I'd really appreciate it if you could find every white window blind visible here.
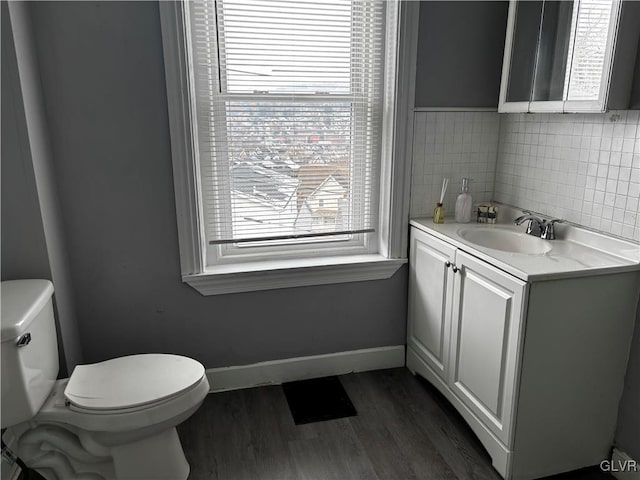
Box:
[185,0,385,249]
[565,0,613,100]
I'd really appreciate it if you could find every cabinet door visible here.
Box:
[408,228,456,382]
[448,251,527,445]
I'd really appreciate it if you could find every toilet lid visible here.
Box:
[64,354,205,411]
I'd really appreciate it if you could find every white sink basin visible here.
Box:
[458,227,552,255]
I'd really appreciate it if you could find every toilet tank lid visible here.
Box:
[1,279,54,343]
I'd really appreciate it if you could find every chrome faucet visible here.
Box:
[514,212,544,237]
[514,211,564,240]
[540,219,564,240]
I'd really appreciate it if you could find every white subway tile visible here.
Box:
[494,112,640,241]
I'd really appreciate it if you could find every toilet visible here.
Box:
[1,279,210,480]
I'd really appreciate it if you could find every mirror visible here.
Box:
[500,0,621,112]
[532,0,574,102]
[506,1,543,103]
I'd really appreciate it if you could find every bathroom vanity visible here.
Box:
[407,207,640,480]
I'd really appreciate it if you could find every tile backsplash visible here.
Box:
[494,111,640,241]
[410,109,640,242]
[410,112,500,218]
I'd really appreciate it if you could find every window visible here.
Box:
[160,0,415,294]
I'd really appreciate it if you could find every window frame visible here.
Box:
[159,0,417,295]
[191,0,382,264]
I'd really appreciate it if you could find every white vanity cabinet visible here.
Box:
[407,224,640,480]
[408,227,526,447]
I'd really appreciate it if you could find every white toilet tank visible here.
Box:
[1,279,59,428]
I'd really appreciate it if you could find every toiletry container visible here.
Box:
[433,203,445,224]
[454,178,473,223]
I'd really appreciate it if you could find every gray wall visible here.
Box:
[616,303,640,461]
[630,41,640,109]
[609,0,640,110]
[2,2,84,376]
[26,1,407,368]
[1,6,51,282]
[415,1,508,108]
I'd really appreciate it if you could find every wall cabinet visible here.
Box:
[407,226,639,480]
[498,0,640,113]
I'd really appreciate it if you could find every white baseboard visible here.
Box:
[206,345,406,392]
[610,448,640,480]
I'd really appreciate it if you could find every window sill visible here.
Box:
[182,255,407,295]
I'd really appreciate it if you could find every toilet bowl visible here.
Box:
[1,280,210,480]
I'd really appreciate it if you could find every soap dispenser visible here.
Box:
[454,178,473,223]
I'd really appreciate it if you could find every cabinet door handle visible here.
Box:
[445,261,451,268]
[452,266,459,273]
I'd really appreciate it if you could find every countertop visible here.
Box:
[410,210,640,282]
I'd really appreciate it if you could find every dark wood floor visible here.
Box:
[178,368,612,480]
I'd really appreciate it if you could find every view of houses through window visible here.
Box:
[227,101,354,242]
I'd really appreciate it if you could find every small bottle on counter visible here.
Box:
[454,178,473,223]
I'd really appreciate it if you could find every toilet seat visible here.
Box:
[65,354,205,411]
[36,374,210,435]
